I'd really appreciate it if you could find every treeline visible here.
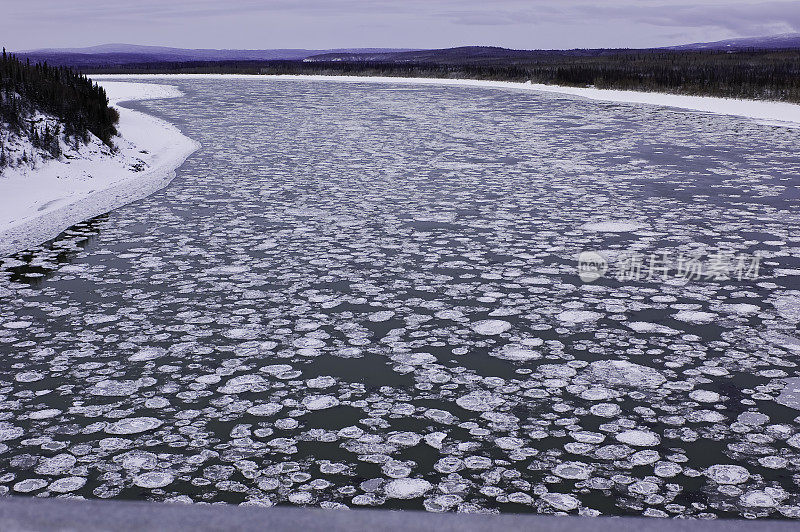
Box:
[80,49,800,102]
[0,49,119,148]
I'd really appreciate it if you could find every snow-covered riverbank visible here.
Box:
[0,82,199,257]
[93,73,800,128]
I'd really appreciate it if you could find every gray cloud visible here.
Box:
[3,0,798,51]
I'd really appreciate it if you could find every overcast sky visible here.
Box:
[4,0,799,51]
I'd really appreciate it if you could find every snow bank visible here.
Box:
[0,82,199,257]
[94,73,800,128]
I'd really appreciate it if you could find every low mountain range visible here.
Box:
[14,33,800,68]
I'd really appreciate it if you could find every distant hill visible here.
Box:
[16,44,416,68]
[304,46,638,65]
[303,34,800,64]
[16,33,800,69]
[665,32,800,50]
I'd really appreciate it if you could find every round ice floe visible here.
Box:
[293,337,325,349]
[119,450,158,470]
[89,380,141,396]
[456,391,504,412]
[302,395,340,410]
[0,426,24,441]
[435,310,464,320]
[464,456,492,470]
[471,319,511,335]
[553,462,592,480]
[629,480,659,496]
[615,430,660,447]
[195,374,221,384]
[689,390,721,403]
[787,434,800,449]
[134,471,174,488]
[434,457,464,474]
[29,409,62,420]
[759,456,788,469]
[630,450,660,465]
[584,360,665,389]
[35,453,76,475]
[385,478,432,499]
[306,376,336,388]
[654,462,682,478]
[15,371,44,383]
[705,465,750,485]
[288,491,313,504]
[495,437,524,450]
[590,403,622,417]
[672,311,716,324]
[393,352,436,365]
[247,403,283,416]
[128,347,166,361]
[556,311,602,324]
[387,432,423,447]
[425,494,463,512]
[219,374,266,394]
[3,321,32,329]
[13,478,48,493]
[740,490,776,508]
[581,221,645,233]
[49,476,86,493]
[542,492,580,511]
[581,388,610,401]
[627,322,680,335]
[491,344,540,362]
[368,310,395,322]
[225,328,262,340]
[105,417,162,435]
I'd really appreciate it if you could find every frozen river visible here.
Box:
[1,78,800,518]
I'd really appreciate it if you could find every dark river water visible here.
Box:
[1,77,800,518]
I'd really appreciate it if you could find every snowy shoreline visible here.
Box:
[93,73,800,128]
[0,82,199,258]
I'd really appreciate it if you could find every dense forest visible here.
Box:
[0,49,119,158]
[79,48,800,102]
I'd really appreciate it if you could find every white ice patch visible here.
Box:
[384,478,432,499]
[471,319,511,335]
[48,476,87,493]
[128,347,166,362]
[553,462,592,480]
[672,311,717,324]
[580,221,646,233]
[368,310,395,322]
[456,391,504,412]
[491,344,541,362]
[627,322,680,335]
[105,417,163,435]
[29,409,61,420]
[247,403,283,416]
[556,311,602,324]
[134,471,175,488]
[584,360,666,389]
[88,380,141,396]
[776,377,800,410]
[615,430,660,447]
[542,492,580,511]
[689,390,721,403]
[705,465,750,485]
[302,395,340,410]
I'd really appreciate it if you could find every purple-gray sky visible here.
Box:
[5,0,800,51]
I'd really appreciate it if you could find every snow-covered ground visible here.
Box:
[0,82,199,257]
[93,73,800,128]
